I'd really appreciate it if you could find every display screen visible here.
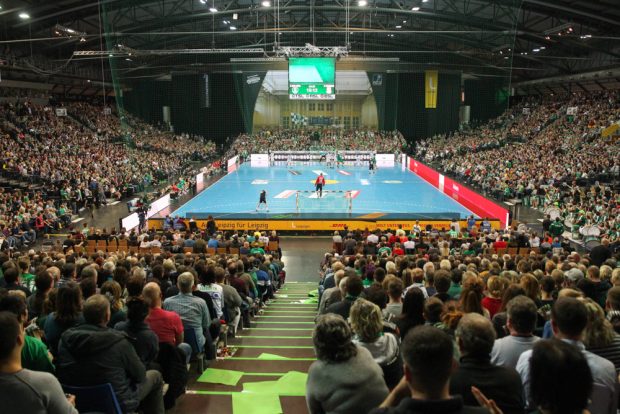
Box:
[288,57,336,100]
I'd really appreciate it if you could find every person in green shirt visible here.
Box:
[0,295,54,373]
[549,217,565,238]
[448,226,459,239]
[17,257,35,293]
[377,244,392,257]
[250,246,265,255]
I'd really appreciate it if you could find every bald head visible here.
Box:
[456,313,496,357]
[143,282,162,308]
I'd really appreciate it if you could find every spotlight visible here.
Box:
[19,12,30,19]
[230,26,237,30]
[358,0,368,6]
[261,0,271,6]
[209,7,217,12]
[199,0,206,3]
[411,6,420,11]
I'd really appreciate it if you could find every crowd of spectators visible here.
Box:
[0,99,221,243]
[228,128,406,159]
[0,221,285,413]
[309,225,620,414]
[416,91,620,243]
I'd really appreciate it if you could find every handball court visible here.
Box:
[170,164,474,221]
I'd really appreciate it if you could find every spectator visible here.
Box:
[163,272,212,355]
[100,280,127,327]
[393,287,426,340]
[26,270,53,319]
[582,298,620,372]
[324,275,363,319]
[44,282,83,357]
[491,295,540,369]
[606,286,620,334]
[384,278,404,319]
[306,314,388,414]
[370,325,488,414]
[0,311,77,414]
[0,294,55,373]
[114,297,159,368]
[516,297,618,413]
[213,266,242,332]
[143,282,192,364]
[318,269,345,314]
[350,299,403,389]
[481,276,505,319]
[197,264,224,319]
[56,294,165,414]
[450,313,524,413]
[459,276,489,318]
[529,339,593,414]
[3,267,31,297]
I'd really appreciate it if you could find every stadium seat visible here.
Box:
[61,383,123,414]
[183,325,206,373]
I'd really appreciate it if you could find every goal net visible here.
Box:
[296,190,353,212]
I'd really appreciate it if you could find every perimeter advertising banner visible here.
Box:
[149,218,502,232]
[227,155,239,174]
[376,154,395,168]
[408,157,509,228]
[250,154,269,168]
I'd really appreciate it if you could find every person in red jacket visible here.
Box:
[315,173,326,198]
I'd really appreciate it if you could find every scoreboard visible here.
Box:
[288,57,336,100]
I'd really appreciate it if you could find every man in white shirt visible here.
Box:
[491,296,540,369]
[516,297,618,414]
[367,231,379,245]
[403,237,416,254]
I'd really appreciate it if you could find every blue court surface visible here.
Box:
[171,164,474,220]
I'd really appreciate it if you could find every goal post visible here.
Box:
[296,190,353,212]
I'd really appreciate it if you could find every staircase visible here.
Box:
[171,282,317,414]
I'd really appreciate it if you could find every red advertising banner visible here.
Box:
[408,158,509,228]
[409,157,439,187]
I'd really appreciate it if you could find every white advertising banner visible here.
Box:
[121,213,140,231]
[251,154,269,168]
[146,193,171,218]
[227,155,239,174]
[376,153,395,168]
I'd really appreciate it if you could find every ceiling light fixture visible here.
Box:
[209,7,217,12]
[19,12,30,19]
[261,0,271,6]
[412,6,420,11]
[358,0,368,6]
[230,26,237,30]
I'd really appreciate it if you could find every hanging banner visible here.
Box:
[425,70,438,109]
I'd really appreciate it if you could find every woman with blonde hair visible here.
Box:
[101,280,127,327]
[349,299,402,389]
[481,276,506,319]
[582,298,620,372]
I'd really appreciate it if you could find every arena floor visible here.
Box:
[171,164,474,220]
